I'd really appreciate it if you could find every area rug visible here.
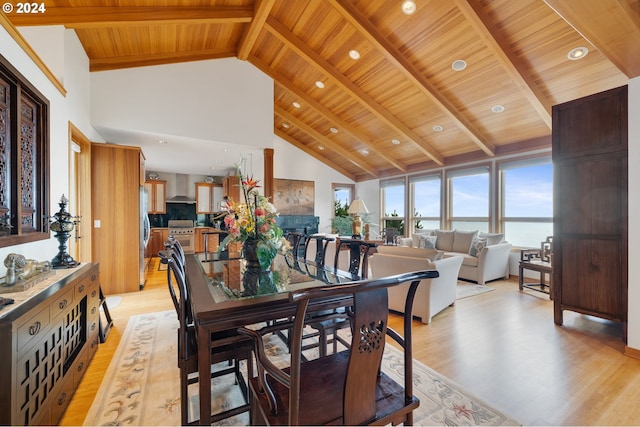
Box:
[84,311,519,426]
[456,281,495,300]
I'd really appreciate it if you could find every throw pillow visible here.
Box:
[434,230,454,251]
[418,235,437,249]
[452,230,478,253]
[469,237,487,257]
[478,232,504,246]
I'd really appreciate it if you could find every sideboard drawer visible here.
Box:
[17,306,51,352]
[51,287,74,319]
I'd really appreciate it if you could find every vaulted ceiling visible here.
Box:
[7,0,638,181]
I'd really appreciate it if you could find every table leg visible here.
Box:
[198,325,211,425]
[518,265,524,291]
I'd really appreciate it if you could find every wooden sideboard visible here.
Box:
[0,263,100,425]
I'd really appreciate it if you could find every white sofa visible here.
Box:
[392,229,512,285]
[369,251,463,324]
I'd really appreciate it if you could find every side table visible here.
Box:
[519,248,552,299]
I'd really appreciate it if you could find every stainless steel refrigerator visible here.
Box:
[140,186,150,289]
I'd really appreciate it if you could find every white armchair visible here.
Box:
[369,253,464,324]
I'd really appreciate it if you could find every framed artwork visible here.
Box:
[273,179,314,215]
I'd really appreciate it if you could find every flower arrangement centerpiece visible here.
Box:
[218,170,290,295]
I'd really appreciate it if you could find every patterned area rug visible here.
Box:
[84,311,519,426]
[456,281,495,300]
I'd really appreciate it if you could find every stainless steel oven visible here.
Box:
[168,220,196,254]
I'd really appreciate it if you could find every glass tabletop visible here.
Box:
[196,252,352,303]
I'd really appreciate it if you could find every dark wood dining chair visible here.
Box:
[306,238,379,357]
[159,250,254,425]
[303,234,335,267]
[239,270,437,425]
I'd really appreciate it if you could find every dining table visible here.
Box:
[185,250,363,425]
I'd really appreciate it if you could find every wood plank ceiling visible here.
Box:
[7,0,637,181]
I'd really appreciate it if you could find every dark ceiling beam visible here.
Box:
[458,0,552,129]
[7,6,254,28]
[265,16,445,166]
[237,0,275,60]
[275,106,379,178]
[331,0,496,156]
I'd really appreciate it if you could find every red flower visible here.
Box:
[254,207,265,217]
[242,176,260,191]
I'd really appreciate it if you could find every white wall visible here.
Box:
[0,26,98,272]
[628,77,639,350]
[90,58,272,148]
[273,136,354,233]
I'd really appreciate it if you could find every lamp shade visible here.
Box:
[348,199,369,215]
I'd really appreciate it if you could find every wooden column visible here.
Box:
[264,148,274,200]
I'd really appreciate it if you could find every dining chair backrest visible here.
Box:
[334,238,378,279]
[304,234,335,267]
[240,270,436,425]
[285,232,305,259]
[159,251,192,361]
[165,236,186,273]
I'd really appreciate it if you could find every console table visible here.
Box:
[518,237,553,299]
[0,263,100,425]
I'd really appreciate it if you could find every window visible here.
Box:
[0,54,50,247]
[332,183,353,216]
[447,167,489,232]
[410,174,441,232]
[500,158,553,247]
[381,178,406,235]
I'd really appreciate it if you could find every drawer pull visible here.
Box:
[91,307,97,315]
[91,290,97,298]
[58,392,67,406]
[59,299,68,310]
[78,284,85,293]
[91,274,97,281]
[77,362,84,372]
[90,323,96,331]
[29,321,41,335]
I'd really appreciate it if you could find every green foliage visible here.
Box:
[331,216,353,235]
[334,199,350,217]
[384,210,404,235]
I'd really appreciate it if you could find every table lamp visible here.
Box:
[348,199,368,239]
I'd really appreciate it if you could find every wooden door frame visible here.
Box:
[68,122,92,263]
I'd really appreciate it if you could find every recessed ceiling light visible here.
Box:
[567,47,589,60]
[433,125,443,132]
[349,49,360,60]
[491,105,505,113]
[361,149,369,155]
[209,166,216,170]
[401,0,417,15]
[292,101,301,108]
[330,127,338,134]
[318,145,324,150]
[315,81,325,89]
[391,139,400,145]
[157,140,168,144]
[452,59,467,71]
[282,122,290,129]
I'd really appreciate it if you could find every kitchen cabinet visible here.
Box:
[0,263,100,425]
[144,180,166,214]
[223,175,241,203]
[552,85,628,339]
[92,143,144,294]
[149,228,169,257]
[196,183,222,214]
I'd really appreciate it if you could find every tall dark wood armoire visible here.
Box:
[552,85,628,341]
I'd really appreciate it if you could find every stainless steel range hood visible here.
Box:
[166,173,195,203]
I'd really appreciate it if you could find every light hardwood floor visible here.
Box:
[62,257,640,426]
